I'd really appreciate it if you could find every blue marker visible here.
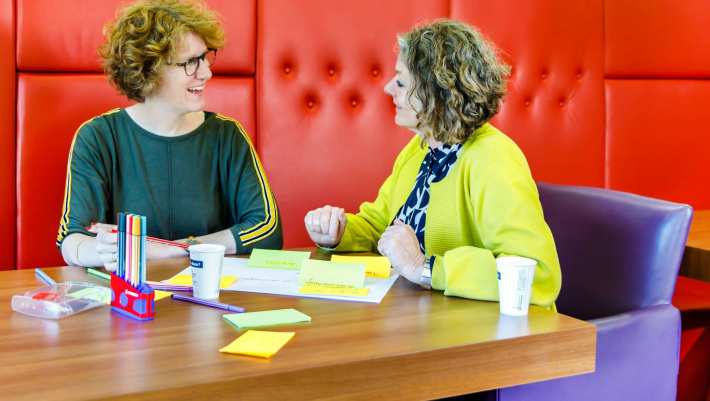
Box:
[34,268,56,286]
[118,212,125,279]
[141,216,147,285]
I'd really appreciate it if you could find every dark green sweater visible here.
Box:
[57,109,282,253]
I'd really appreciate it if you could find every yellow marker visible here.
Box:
[219,330,295,358]
[331,255,391,278]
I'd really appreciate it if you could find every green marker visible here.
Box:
[87,268,111,281]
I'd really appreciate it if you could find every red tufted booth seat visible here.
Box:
[0,0,15,269]
[2,1,710,400]
[5,0,709,267]
[13,0,257,269]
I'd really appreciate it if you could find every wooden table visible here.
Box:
[1,256,595,401]
[681,210,710,282]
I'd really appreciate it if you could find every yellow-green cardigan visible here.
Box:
[335,123,561,308]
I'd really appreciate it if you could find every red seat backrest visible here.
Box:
[15,0,257,268]
[0,0,16,269]
[5,0,710,267]
[257,0,449,247]
[453,0,605,187]
[604,0,710,208]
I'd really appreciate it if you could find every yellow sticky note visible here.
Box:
[165,274,237,289]
[299,283,370,297]
[219,276,238,288]
[299,260,365,287]
[165,275,192,285]
[219,330,295,358]
[331,255,391,278]
[154,290,172,301]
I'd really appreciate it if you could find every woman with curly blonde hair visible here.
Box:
[58,0,282,270]
[305,20,561,307]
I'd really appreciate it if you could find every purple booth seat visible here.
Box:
[481,183,693,401]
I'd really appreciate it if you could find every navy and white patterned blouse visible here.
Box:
[394,143,463,254]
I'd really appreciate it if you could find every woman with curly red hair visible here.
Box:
[305,20,561,308]
[58,0,282,270]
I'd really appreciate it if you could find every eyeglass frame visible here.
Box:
[171,48,218,77]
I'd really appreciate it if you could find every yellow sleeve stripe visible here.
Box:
[215,114,279,246]
[56,108,121,246]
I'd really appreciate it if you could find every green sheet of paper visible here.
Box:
[298,259,365,288]
[68,287,111,304]
[223,308,311,329]
[247,249,311,270]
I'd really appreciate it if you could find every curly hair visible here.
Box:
[99,0,225,102]
[398,20,510,144]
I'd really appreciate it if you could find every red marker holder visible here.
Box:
[110,273,155,321]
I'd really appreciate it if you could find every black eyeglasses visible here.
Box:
[173,49,217,76]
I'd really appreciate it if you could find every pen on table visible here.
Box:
[147,283,193,292]
[146,279,193,288]
[171,293,245,313]
[87,268,111,281]
[34,268,56,286]
[87,224,189,250]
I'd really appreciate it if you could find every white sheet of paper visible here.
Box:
[173,257,399,304]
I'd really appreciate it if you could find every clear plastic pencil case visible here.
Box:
[11,282,109,319]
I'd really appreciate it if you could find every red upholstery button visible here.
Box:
[541,72,548,79]
[328,67,336,76]
[307,100,315,108]
[524,98,532,107]
[576,71,583,80]
[559,99,566,107]
[284,65,292,74]
[371,68,380,77]
[350,99,358,107]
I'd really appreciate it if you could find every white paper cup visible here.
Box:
[496,314,530,338]
[188,244,226,300]
[496,256,536,316]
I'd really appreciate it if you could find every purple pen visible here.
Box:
[171,293,245,313]
[147,283,193,292]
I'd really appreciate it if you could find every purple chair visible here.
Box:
[484,183,693,401]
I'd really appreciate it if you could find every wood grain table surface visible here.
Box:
[0,252,595,401]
